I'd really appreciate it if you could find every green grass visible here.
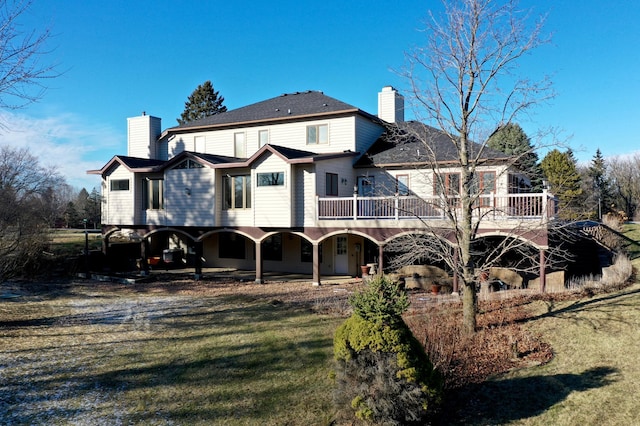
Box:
[622,222,640,260]
[445,283,640,425]
[48,229,103,256]
[0,288,342,425]
[3,270,640,424]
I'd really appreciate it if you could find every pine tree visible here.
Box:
[586,149,610,219]
[541,149,584,220]
[177,80,227,125]
[487,123,543,191]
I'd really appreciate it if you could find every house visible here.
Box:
[89,86,555,287]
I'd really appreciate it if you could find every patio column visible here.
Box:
[539,249,546,293]
[255,240,264,284]
[452,249,459,294]
[378,245,384,275]
[312,243,321,286]
[139,240,150,275]
[194,241,203,280]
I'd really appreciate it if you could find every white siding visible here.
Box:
[166,115,381,160]
[104,166,136,225]
[127,115,161,159]
[294,165,315,226]
[253,153,292,227]
[164,167,216,227]
[315,157,356,196]
[355,115,385,155]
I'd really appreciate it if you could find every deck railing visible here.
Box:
[317,192,556,221]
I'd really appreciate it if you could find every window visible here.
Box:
[434,173,460,196]
[263,234,282,261]
[219,233,246,259]
[110,179,129,191]
[396,174,409,196]
[435,173,460,207]
[326,173,338,196]
[174,159,203,169]
[234,132,246,158]
[474,171,496,207]
[223,175,251,209]
[143,179,164,210]
[357,176,375,196]
[257,172,284,186]
[306,124,328,145]
[259,130,269,147]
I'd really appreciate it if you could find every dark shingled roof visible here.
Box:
[116,156,166,169]
[168,91,373,131]
[356,121,510,167]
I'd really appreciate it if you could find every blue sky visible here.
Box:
[4,0,639,189]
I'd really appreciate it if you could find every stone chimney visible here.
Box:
[127,113,162,159]
[377,86,404,123]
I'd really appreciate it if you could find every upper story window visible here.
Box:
[434,173,460,197]
[326,173,338,196]
[475,171,496,206]
[396,174,409,196]
[234,132,246,158]
[306,124,328,145]
[110,179,130,191]
[143,179,164,210]
[174,159,204,169]
[259,130,269,147]
[257,172,284,186]
[223,175,251,210]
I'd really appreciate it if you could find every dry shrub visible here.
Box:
[404,297,553,390]
[568,254,634,293]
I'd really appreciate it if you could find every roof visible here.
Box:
[89,144,358,177]
[162,90,379,136]
[356,121,510,167]
[87,155,166,175]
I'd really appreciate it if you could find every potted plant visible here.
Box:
[431,280,442,295]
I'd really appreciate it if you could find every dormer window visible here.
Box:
[174,159,204,169]
[306,124,328,145]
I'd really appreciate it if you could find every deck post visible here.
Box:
[255,240,264,284]
[312,243,321,286]
[139,240,150,275]
[452,249,459,294]
[378,245,384,274]
[194,241,203,280]
[539,249,546,293]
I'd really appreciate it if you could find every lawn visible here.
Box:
[2,224,640,424]
[0,280,344,425]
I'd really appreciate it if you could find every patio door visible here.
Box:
[334,236,349,275]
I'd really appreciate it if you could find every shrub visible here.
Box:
[333,276,443,424]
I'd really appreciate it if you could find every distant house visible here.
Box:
[89,87,555,286]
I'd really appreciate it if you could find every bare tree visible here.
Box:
[0,145,64,280]
[0,0,57,110]
[607,154,640,221]
[398,0,554,334]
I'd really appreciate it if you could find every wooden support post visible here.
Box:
[194,241,203,280]
[312,243,321,286]
[540,249,546,293]
[255,240,264,284]
[378,245,384,275]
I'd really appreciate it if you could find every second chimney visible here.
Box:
[377,86,404,123]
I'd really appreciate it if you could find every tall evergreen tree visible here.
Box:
[541,149,584,220]
[177,80,227,125]
[586,148,610,220]
[487,123,543,191]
